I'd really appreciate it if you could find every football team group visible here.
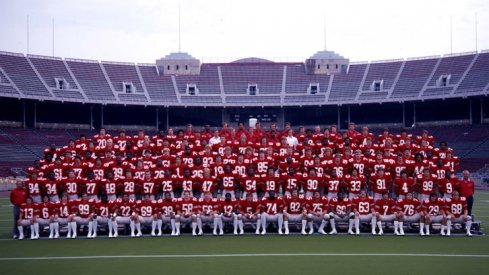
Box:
[10,122,475,239]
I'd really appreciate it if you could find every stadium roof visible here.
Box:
[309,50,346,60]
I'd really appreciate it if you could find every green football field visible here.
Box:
[0,192,488,275]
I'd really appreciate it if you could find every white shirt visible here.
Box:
[209,136,221,146]
[286,136,298,147]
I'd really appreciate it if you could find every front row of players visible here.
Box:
[17,189,473,239]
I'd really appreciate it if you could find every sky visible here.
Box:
[0,0,488,63]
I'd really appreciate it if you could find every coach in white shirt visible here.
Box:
[209,130,221,146]
[285,129,298,148]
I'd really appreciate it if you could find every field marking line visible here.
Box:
[0,253,489,261]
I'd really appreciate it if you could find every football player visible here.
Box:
[283,189,307,235]
[373,192,398,235]
[260,191,284,235]
[238,192,262,234]
[329,191,355,235]
[444,190,472,236]
[352,189,376,235]
[306,190,329,235]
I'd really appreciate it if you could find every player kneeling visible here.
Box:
[134,194,159,237]
[306,191,329,235]
[283,189,308,235]
[260,191,284,235]
[17,197,39,240]
[422,193,447,236]
[352,189,376,235]
[221,193,239,235]
[329,191,355,235]
[198,191,221,235]
[158,192,178,236]
[176,191,200,236]
[238,192,262,235]
[444,190,472,237]
[397,192,423,236]
[374,192,399,235]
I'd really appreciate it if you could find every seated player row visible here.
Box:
[16,188,473,240]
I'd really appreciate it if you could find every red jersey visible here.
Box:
[260,197,284,214]
[178,197,199,216]
[281,173,303,192]
[306,196,329,213]
[394,177,415,196]
[135,200,158,217]
[95,201,112,217]
[352,196,374,215]
[20,203,37,219]
[101,179,118,196]
[241,174,260,193]
[458,178,475,198]
[329,197,352,215]
[423,198,445,216]
[160,176,177,193]
[54,201,71,218]
[198,198,219,215]
[83,178,100,196]
[200,176,218,193]
[63,177,82,196]
[115,199,136,217]
[445,197,467,218]
[416,174,438,195]
[344,175,365,195]
[325,175,343,194]
[374,198,397,215]
[25,179,42,196]
[43,180,60,197]
[303,175,324,193]
[239,198,261,214]
[221,198,238,216]
[397,198,421,217]
[120,177,138,196]
[369,173,392,194]
[438,178,458,195]
[158,198,178,216]
[219,172,240,191]
[260,174,281,193]
[284,194,306,214]
[36,202,54,219]
[73,199,96,218]
[140,178,158,196]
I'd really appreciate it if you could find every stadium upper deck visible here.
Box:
[0,50,488,107]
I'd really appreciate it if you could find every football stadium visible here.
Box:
[1,0,489,274]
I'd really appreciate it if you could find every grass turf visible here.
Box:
[0,192,488,275]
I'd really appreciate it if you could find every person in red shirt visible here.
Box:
[238,192,262,235]
[260,191,284,235]
[422,192,446,236]
[458,170,475,216]
[374,192,398,235]
[283,189,307,235]
[394,170,415,200]
[352,189,376,235]
[306,190,330,235]
[176,191,200,236]
[397,192,423,236]
[17,197,38,240]
[134,194,159,237]
[220,193,239,235]
[10,180,28,239]
[444,190,473,237]
[158,192,178,236]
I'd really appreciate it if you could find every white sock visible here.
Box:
[92,220,97,235]
[213,217,219,231]
[152,220,157,233]
[283,220,288,231]
[108,220,113,233]
[157,220,163,233]
[49,223,54,235]
[256,218,261,231]
[301,220,307,231]
[191,222,197,233]
[197,218,203,232]
[377,221,382,231]
[355,217,360,232]
[399,222,403,231]
[308,221,313,231]
[238,220,244,231]
[17,226,24,237]
[420,223,425,234]
[54,223,59,235]
[130,221,135,234]
[394,221,399,232]
[136,223,142,234]
[233,217,238,231]
[218,218,224,231]
[88,221,93,236]
[466,220,472,233]
[176,222,181,234]
[322,219,330,231]
[278,215,284,230]
[71,222,77,235]
[446,220,452,233]
[170,219,175,232]
[425,224,430,234]
[112,220,118,234]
